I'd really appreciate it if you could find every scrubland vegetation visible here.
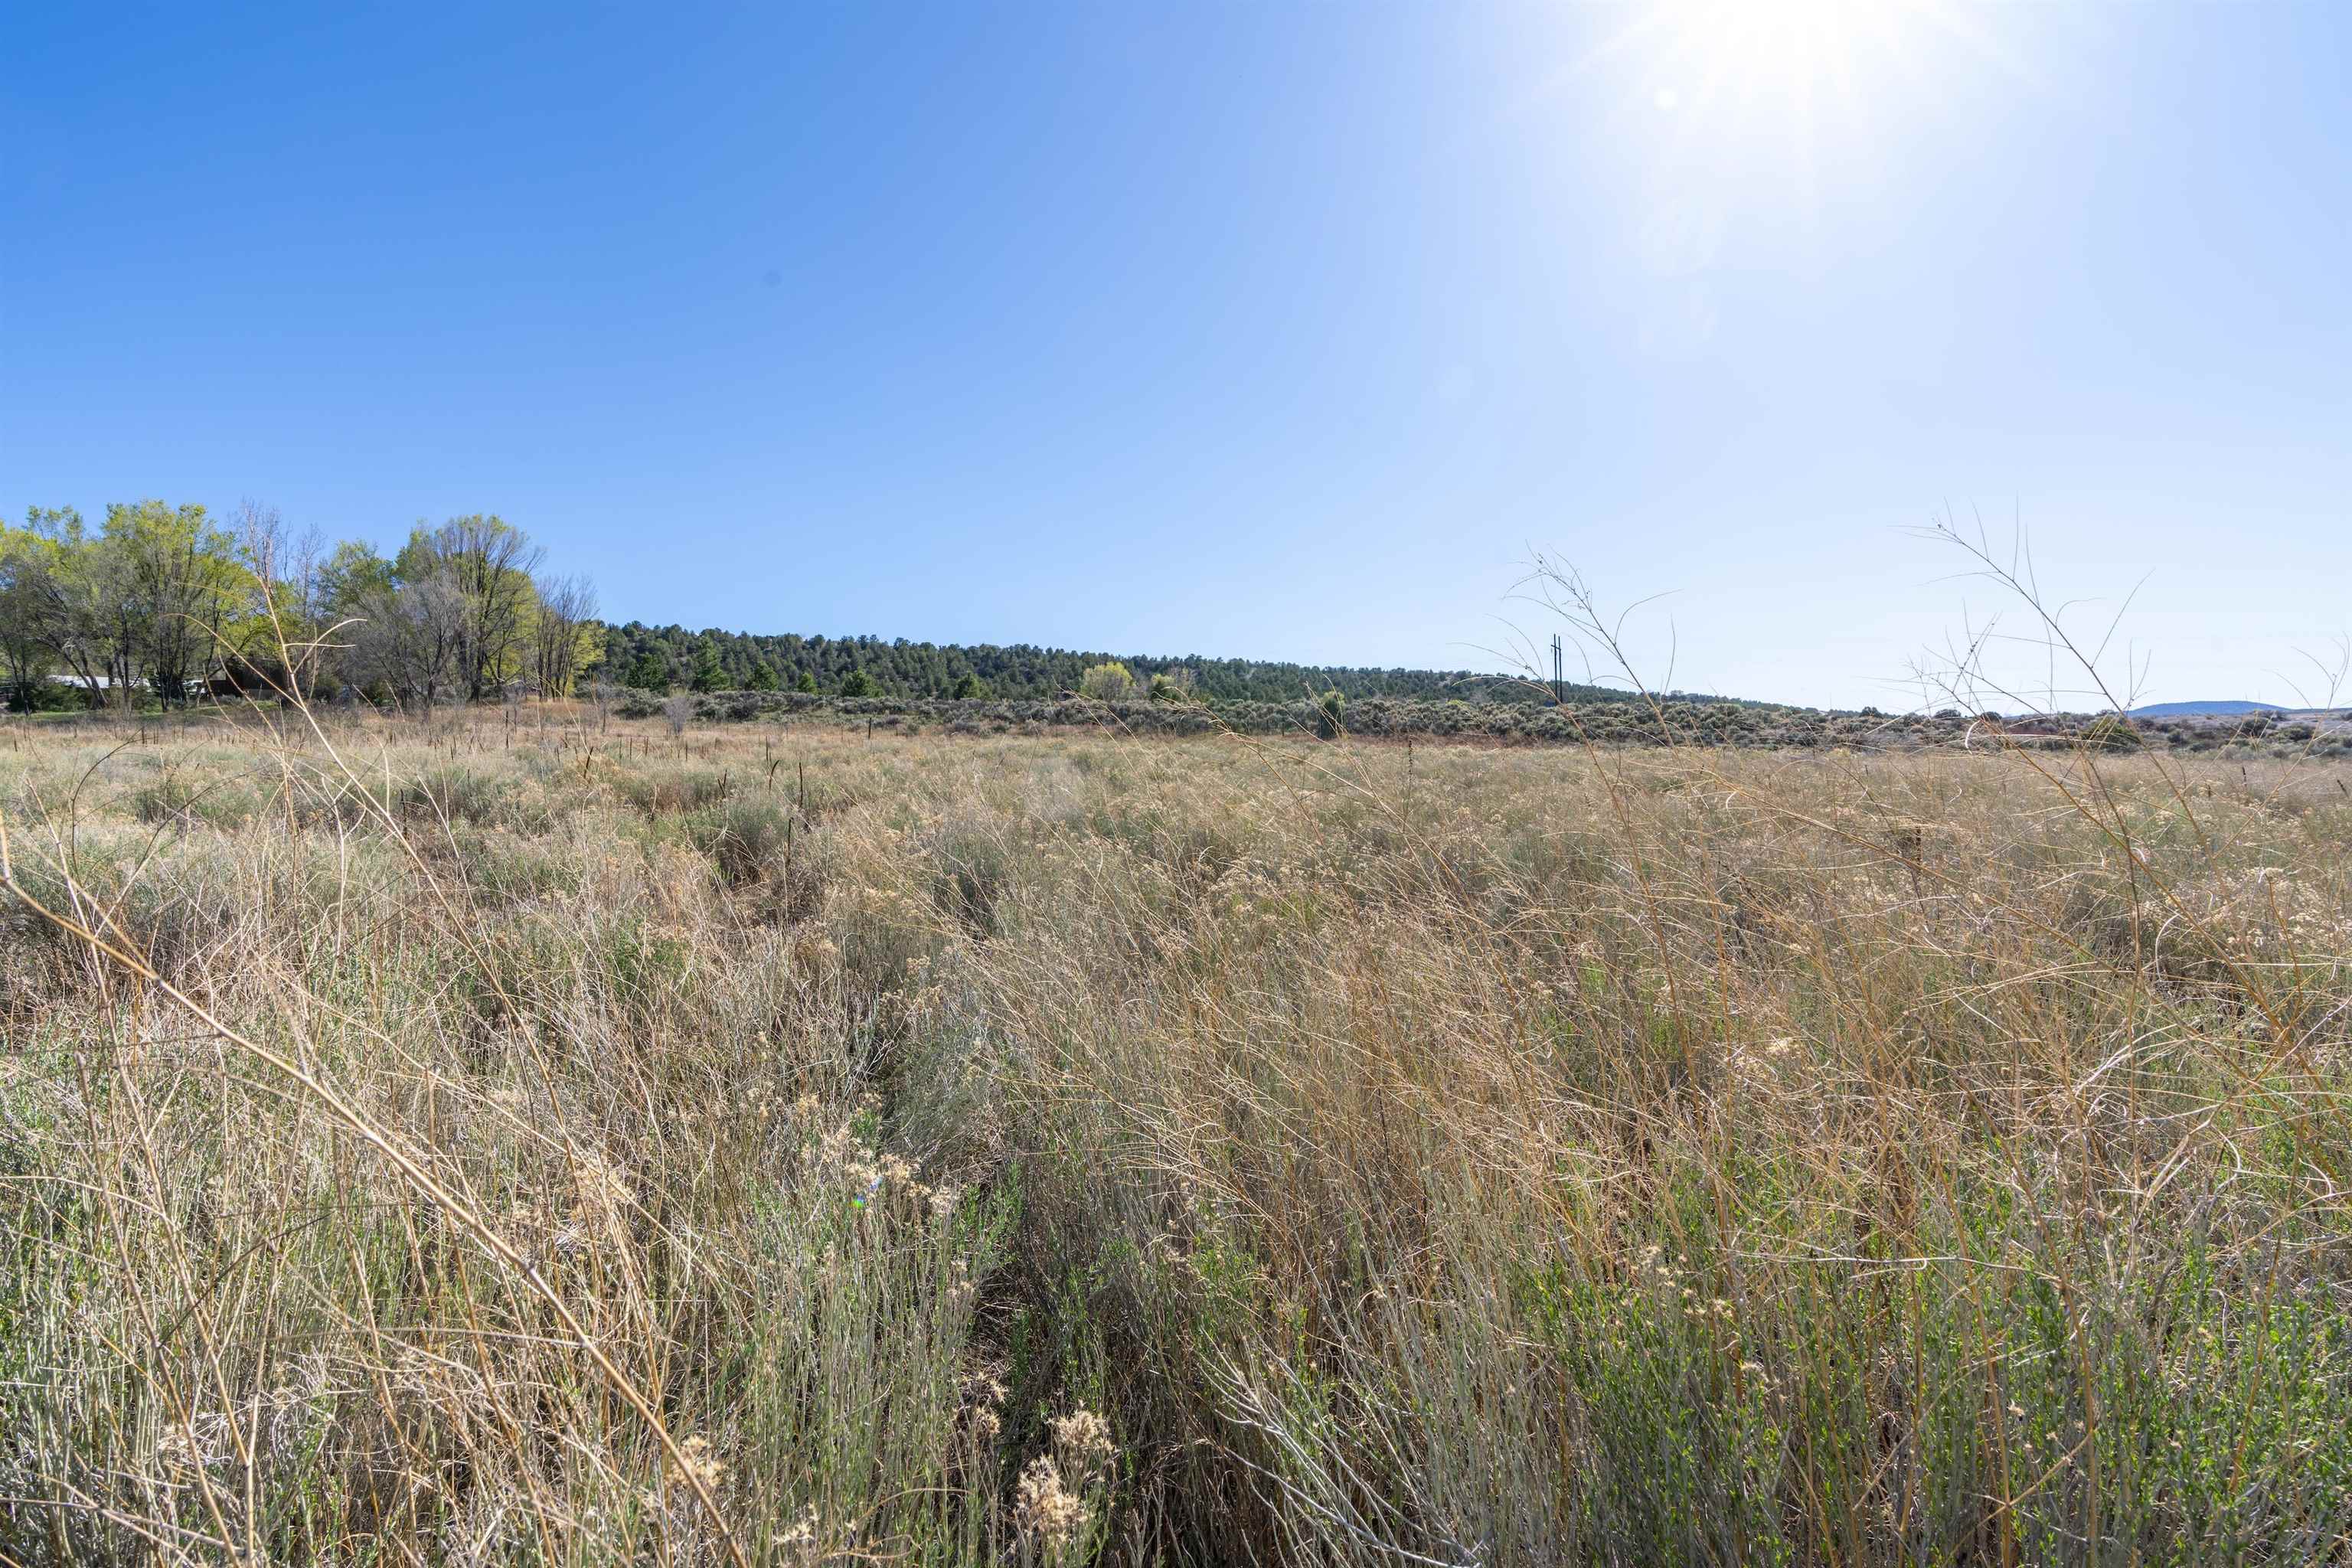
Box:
[4,702,2350,1566]
[657,688,2352,757]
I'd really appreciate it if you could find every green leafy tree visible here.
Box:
[318,540,397,616]
[839,669,876,698]
[110,501,252,704]
[0,511,80,708]
[312,539,400,695]
[690,645,727,692]
[394,516,545,701]
[1078,661,1134,701]
[794,669,819,694]
[949,671,990,700]
[746,661,780,691]
[5,501,253,708]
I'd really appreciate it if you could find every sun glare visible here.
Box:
[1577,0,2007,226]
[1605,0,2022,139]
[1680,0,1895,93]
[1632,0,1929,126]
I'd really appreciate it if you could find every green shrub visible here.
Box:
[2083,715,2144,751]
[1315,688,1346,738]
[1078,662,1134,701]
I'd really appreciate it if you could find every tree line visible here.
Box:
[596,622,1610,704]
[5,499,1712,714]
[1,502,600,712]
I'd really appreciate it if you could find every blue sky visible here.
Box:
[5,2,2346,708]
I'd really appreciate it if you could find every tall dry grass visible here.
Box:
[2,695,2348,1565]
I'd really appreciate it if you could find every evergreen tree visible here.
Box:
[746,660,780,691]
[839,669,876,698]
[690,645,726,692]
[624,650,669,691]
[587,618,1642,707]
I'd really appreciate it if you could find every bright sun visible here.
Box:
[1582,0,2003,214]
[1596,0,1998,143]
[1633,0,1923,119]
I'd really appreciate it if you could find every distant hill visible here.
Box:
[2128,700,2284,718]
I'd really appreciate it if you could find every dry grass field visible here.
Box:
[3,707,2350,1565]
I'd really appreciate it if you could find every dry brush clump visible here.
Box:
[2,706,2349,1565]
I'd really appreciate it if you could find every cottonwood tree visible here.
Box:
[349,570,470,712]
[317,538,397,618]
[0,511,85,707]
[343,515,547,707]
[3,507,122,704]
[229,500,341,697]
[2,501,628,715]
[434,516,545,701]
[304,538,397,696]
[0,501,250,708]
[109,501,250,704]
[531,571,602,698]
[0,560,54,707]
